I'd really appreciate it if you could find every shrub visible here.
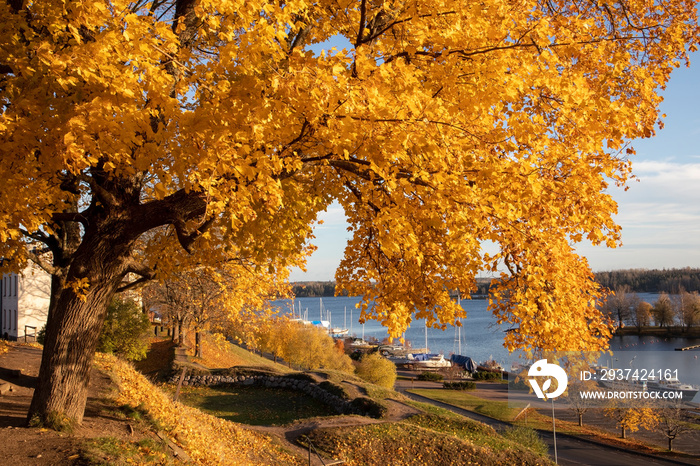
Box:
[97,297,152,361]
[355,353,397,389]
[417,371,443,382]
[473,371,502,381]
[443,381,476,390]
[37,325,46,345]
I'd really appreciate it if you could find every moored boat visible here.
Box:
[407,353,452,370]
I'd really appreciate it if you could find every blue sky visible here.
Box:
[289,52,700,281]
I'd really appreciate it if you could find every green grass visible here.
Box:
[173,385,338,425]
[409,388,523,421]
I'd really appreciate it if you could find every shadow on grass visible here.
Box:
[178,386,338,426]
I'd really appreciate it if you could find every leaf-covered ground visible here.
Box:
[96,353,305,465]
[304,419,555,466]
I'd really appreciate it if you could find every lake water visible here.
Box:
[273,294,700,385]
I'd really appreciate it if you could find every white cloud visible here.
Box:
[580,160,700,270]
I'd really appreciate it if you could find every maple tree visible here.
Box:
[144,261,286,357]
[1,0,698,425]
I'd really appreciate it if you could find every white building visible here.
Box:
[1,262,51,341]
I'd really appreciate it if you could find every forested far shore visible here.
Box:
[594,267,700,293]
[291,269,700,298]
[290,279,493,298]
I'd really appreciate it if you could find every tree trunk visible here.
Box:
[28,263,122,425]
[668,437,673,451]
[194,331,202,358]
[29,291,112,425]
[178,321,185,346]
[28,214,137,426]
[621,426,626,439]
[578,414,583,427]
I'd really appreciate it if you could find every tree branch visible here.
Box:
[174,215,216,253]
[51,212,88,227]
[26,249,57,276]
[117,276,152,293]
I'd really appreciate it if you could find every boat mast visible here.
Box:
[425,319,428,353]
[458,294,462,356]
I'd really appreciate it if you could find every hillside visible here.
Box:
[0,339,554,465]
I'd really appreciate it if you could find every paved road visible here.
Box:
[397,385,699,466]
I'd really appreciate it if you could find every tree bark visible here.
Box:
[194,330,202,358]
[178,320,185,346]
[27,201,139,426]
[27,247,127,425]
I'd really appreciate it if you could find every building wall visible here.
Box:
[1,263,50,341]
[1,272,19,340]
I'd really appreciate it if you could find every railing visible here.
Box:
[301,435,344,465]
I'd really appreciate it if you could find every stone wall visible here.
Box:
[169,371,385,418]
[168,343,386,418]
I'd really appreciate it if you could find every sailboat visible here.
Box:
[449,294,477,372]
[401,317,451,370]
[320,298,349,337]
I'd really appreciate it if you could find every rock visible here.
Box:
[0,383,13,396]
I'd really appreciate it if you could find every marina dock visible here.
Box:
[675,344,700,351]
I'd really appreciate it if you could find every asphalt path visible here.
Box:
[397,385,699,466]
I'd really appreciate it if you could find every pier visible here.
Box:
[675,344,700,351]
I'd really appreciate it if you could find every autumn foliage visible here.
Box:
[1,0,699,423]
[243,317,355,372]
[355,353,397,389]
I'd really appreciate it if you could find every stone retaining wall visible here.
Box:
[169,372,365,415]
[167,344,386,418]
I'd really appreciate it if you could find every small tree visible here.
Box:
[656,400,690,451]
[256,320,354,372]
[565,380,599,427]
[355,353,397,389]
[604,401,658,439]
[633,301,653,331]
[601,286,637,328]
[97,297,151,361]
[676,291,700,330]
[652,293,675,328]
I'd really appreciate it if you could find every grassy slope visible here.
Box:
[97,353,304,465]
[409,388,522,421]
[128,334,554,465]
[305,416,554,466]
[184,333,293,373]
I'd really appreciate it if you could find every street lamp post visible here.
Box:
[552,398,557,464]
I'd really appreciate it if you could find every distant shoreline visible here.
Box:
[613,326,700,339]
